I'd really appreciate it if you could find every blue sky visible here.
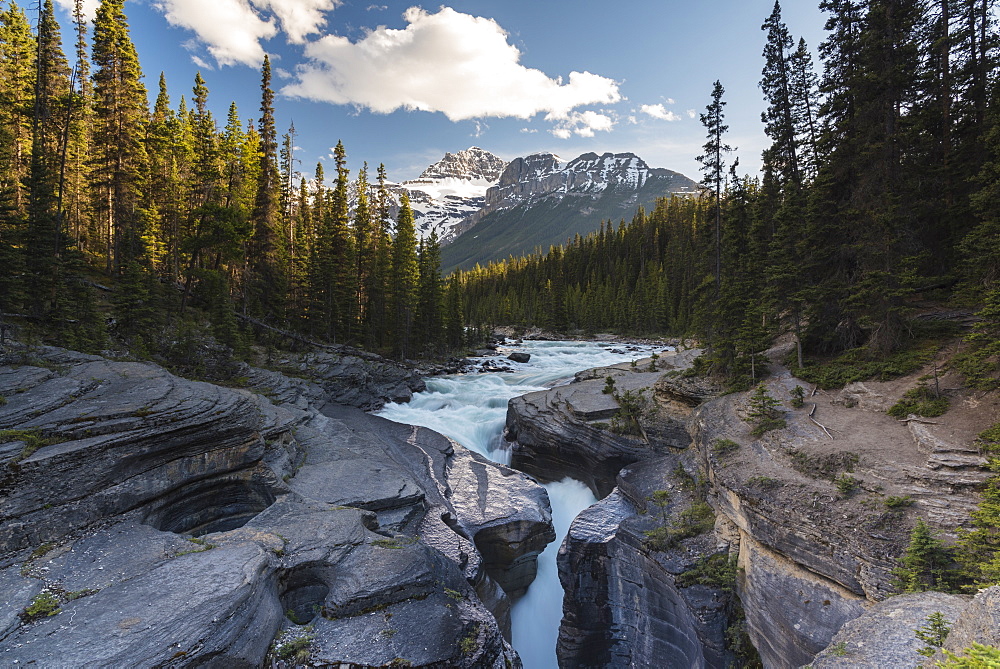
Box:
[52,0,827,184]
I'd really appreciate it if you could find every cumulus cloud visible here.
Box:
[282,6,622,126]
[686,109,697,119]
[640,103,681,121]
[54,0,99,21]
[151,0,339,66]
[153,0,276,66]
[546,110,615,139]
[254,0,340,44]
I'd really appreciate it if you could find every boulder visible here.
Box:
[507,352,531,363]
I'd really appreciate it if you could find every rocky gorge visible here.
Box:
[503,341,1000,668]
[1,336,998,668]
[0,344,553,667]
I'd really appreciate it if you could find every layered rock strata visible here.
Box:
[0,345,553,667]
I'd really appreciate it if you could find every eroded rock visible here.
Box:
[0,345,547,667]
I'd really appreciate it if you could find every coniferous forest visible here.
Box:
[460,0,1000,391]
[0,0,463,367]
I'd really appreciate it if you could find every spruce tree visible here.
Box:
[246,55,287,323]
[389,193,419,358]
[90,0,148,271]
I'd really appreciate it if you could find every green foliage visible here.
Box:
[893,519,960,593]
[937,643,1000,668]
[884,495,914,509]
[915,611,951,657]
[956,456,1000,588]
[602,375,616,394]
[789,450,859,481]
[712,438,740,457]
[835,474,861,496]
[790,385,805,408]
[459,624,479,656]
[830,642,848,657]
[675,553,738,592]
[21,590,61,621]
[747,476,781,490]
[272,627,315,662]
[793,338,945,390]
[746,383,784,437]
[0,429,65,462]
[611,388,647,435]
[954,290,1000,391]
[646,501,715,551]
[888,383,949,418]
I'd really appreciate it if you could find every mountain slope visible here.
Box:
[391,147,506,243]
[440,152,697,272]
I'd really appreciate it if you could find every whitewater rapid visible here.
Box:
[376,340,661,668]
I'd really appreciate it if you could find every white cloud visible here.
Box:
[151,0,339,66]
[686,109,697,119]
[282,6,622,127]
[153,0,276,66]
[520,128,538,134]
[254,0,340,44]
[54,0,100,22]
[666,97,675,105]
[546,110,615,139]
[640,103,681,122]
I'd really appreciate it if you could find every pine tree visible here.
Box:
[389,192,419,358]
[0,2,35,213]
[893,518,959,592]
[246,55,287,323]
[90,0,148,271]
[697,80,733,300]
[416,230,444,353]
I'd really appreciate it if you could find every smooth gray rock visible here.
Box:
[507,352,531,363]
[0,345,542,667]
[808,591,969,669]
[558,456,733,669]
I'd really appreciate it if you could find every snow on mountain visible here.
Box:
[382,147,698,246]
[390,147,506,243]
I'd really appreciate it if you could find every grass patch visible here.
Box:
[835,474,861,496]
[459,624,480,655]
[0,429,66,462]
[887,384,949,418]
[21,591,61,622]
[371,536,418,550]
[791,328,953,390]
[746,476,782,490]
[645,501,715,551]
[974,423,1000,455]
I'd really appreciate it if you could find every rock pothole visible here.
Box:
[143,477,278,536]
[279,566,330,625]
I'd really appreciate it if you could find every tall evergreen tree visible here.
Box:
[245,55,287,322]
[90,0,148,271]
[390,192,419,358]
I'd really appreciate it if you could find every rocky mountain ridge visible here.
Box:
[386,147,698,252]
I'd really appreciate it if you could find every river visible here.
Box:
[377,340,660,668]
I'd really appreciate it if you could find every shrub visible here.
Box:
[887,383,949,418]
[746,383,785,437]
[602,376,616,394]
[675,553,737,592]
[611,388,647,436]
[885,495,914,509]
[712,438,740,457]
[790,385,806,408]
[835,474,861,496]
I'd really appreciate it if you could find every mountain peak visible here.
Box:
[417,147,506,182]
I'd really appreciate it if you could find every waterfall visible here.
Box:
[377,340,658,668]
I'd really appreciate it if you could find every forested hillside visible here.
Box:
[460,0,1000,389]
[0,0,463,362]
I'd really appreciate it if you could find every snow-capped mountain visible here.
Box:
[381,147,698,269]
[439,151,698,271]
[391,147,506,243]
